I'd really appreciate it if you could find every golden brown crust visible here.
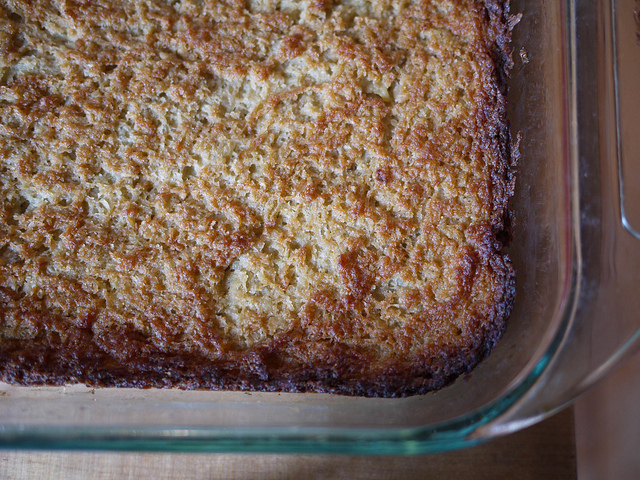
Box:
[0,0,517,397]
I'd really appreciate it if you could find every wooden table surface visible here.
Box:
[0,406,576,480]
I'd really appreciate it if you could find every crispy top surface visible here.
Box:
[0,0,515,394]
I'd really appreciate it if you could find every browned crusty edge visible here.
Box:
[0,0,517,397]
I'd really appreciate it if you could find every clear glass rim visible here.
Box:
[0,0,573,454]
[3,0,640,454]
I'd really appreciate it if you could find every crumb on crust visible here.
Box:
[0,0,517,397]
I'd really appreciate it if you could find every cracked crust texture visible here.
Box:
[0,0,517,397]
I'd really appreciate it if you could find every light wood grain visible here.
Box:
[575,347,640,480]
[0,407,576,480]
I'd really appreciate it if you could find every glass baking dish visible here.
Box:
[1,0,639,454]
